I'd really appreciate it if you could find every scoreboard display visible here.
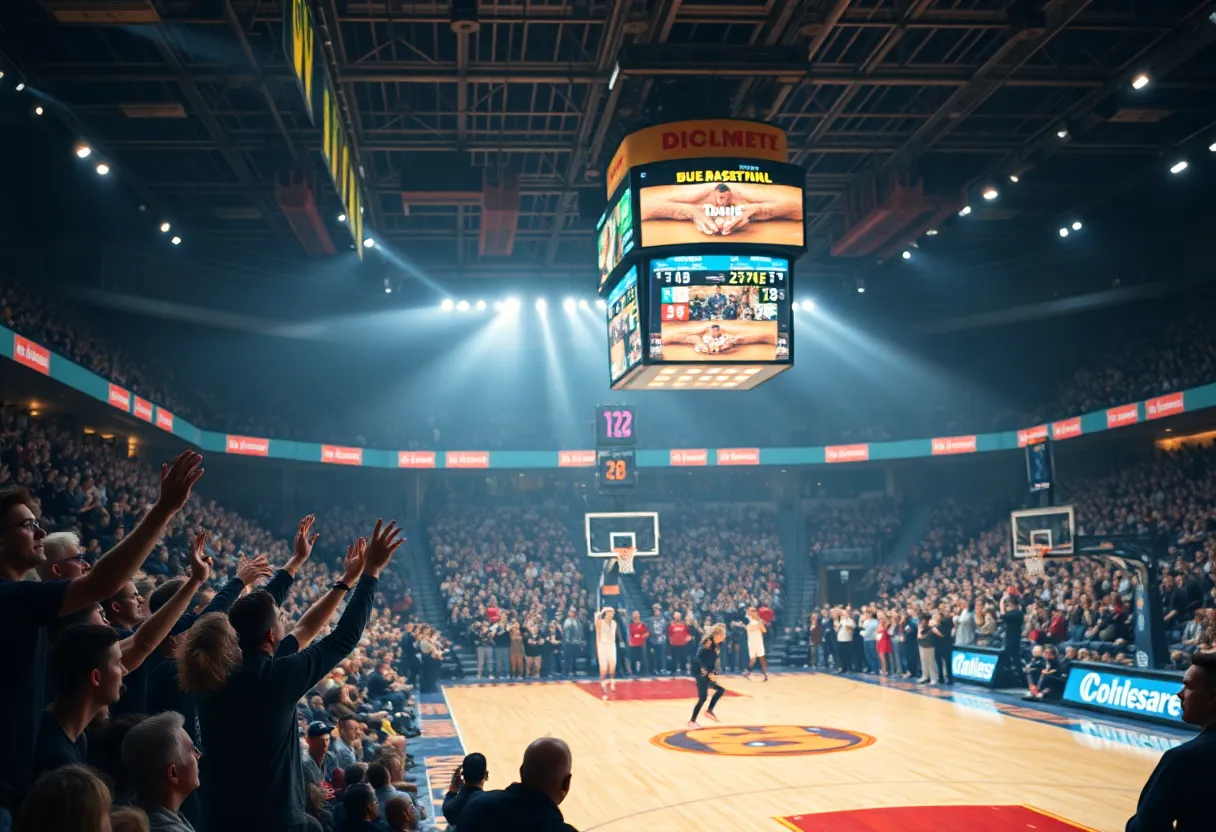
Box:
[648,254,790,364]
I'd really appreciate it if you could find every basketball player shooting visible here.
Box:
[689,624,728,728]
[596,607,619,700]
[744,607,769,681]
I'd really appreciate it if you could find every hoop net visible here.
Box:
[614,547,637,575]
[1023,546,1050,578]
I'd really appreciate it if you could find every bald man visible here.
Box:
[457,738,577,832]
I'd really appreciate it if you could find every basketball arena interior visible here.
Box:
[1,2,1216,831]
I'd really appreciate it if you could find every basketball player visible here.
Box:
[689,624,727,728]
[743,607,769,681]
[595,607,619,700]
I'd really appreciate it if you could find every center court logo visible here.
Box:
[651,725,874,757]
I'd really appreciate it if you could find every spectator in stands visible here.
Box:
[457,738,576,832]
[443,752,488,830]
[304,722,339,786]
[384,795,417,832]
[334,716,364,769]
[111,806,151,832]
[339,783,383,832]
[15,764,111,832]
[0,451,202,822]
[1125,651,1216,832]
[367,763,409,818]
[121,711,200,832]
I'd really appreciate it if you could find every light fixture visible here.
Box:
[563,298,576,313]
[1210,141,1216,153]
[456,300,470,312]
[800,299,815,312]
[95,163,110,176]
[1059,227,1070,238]
[384,278,392,294]
[535,298,547,312]
[76,144,92,159]
[0,71,4,80]
[925,228,939,236]
[170,236,182,246]
[855,277,866,294]
[901,250,911,260]
[159,221,171,233]
[15,82,25,92]
[33,105,43,116]
[958,205,971,216]
[475,299,486,311]
[595,299,607,310]
[362,238,375,248]
[1056,127,1069,139]
[1131,73,1150,90]
[981,186,999,201]
[441,298,454,312]
[857,285,866,294]
[338,213,347,222]
[1008,174,1019,183]
[1170,160,1188,174]
[505,297,521,312]
[578,299,590,311]
[1071,221,1082,231]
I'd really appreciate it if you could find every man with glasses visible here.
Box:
[35,531,91,581]
[0,450,204,829]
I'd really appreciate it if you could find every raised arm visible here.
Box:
[61,451,203,616]
[172,554,274,636]
[291,538,366,649]
[120,531,212,672]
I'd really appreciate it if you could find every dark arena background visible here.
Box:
[1,2,1216,831]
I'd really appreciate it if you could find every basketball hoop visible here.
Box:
[614,546,637,575]
[1023,546,1050,578]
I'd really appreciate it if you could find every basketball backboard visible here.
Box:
[585,511,660,559]
[1011,505,1075,559]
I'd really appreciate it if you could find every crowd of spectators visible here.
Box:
[0,407,440,832]
[807,497,902,560]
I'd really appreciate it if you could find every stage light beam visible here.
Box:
[1132,73,1150,90]
[475,300,487,311]
[958,205,971,216]
[441,299,454,312]
[170,236,182,246]
[505,297,521,313]
[159,222,171,233]
[901,250,911,260]
[981,186,998,201]
[1071,221,1083,231]
[1170,160,1188,174]
[363,238,375,248]
[95,163,110,176]
[456,300,470,312]
[76,144,92,159]
[596,299,607,310]
[535,298,547,312]
[563,298,576,313]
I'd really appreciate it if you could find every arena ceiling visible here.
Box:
[2,0,1216,286]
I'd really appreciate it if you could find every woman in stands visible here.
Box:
[595,607,619,699]
[743,607,769,681]
[689,624,728,728]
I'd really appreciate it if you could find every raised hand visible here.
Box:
[188,531,213,585]
[341,538,367,585]
[156,451,204,514]
[237,553,274,586]
[294,514,319,563]
[363,520,405,577]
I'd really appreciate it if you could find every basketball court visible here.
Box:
[424,670,1180,831]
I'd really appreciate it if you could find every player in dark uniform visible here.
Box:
[689,624,728,728]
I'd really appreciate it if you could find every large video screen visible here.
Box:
[597,186,634,290]
[648,254,790,363]
[607,265,642,383]
[637,158,804,249]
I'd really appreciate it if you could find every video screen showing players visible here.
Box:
[636,158,805,249]
[649,254,790,363]
[597,186,634,290]
[607,265,642,383]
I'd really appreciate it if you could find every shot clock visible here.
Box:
[596,448,638,491]
[595,404,637,493]
[596,405,637,445]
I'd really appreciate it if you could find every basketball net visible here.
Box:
[614,546,637,575]
[1024,546,1049,578]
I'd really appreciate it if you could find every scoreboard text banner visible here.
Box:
[397,451,436,468]
[321,72,367,258]
[931,435,976,456]
[321,445,363,466]
[284,0,316,125]
[226,435,270,457]
[445,451,490,469]
[108,384,131,412]
[13,334,50,375]
[825,444,869,463]
[559,450,596,467]
[607,119,788,197]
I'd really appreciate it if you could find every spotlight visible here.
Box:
[170,236,182,246]
[0,71,4,80]
[1059,227,1070,238]
[75,144,92,159]
[338,213,347,222]
[1131,73,1150,90]
[958,205,971,217]
[441,299,454,312]
[15,82,25,92]
[475,300,486,311]
[492,301,503,312]
[800,299,815,312]
[1056,128,1069,139]
[95,163,110,176]
[1071,221,1082,231]
[856,285,866,294]
[1210,142,1216,153]
[1170,160,1188,174]
[159,222,171,233]
[33,106,43,116]
[981,186,998,201]
[563,298,576,313]
[505,297,521,312]
[535,298,547,312]
[363,238,375,248]
[901,250,911,260]
[595,299,607,310]
[1008,174,1019,183]
[925,229,939,236]
[578,299,590,311]
[855,277,866,294]
[384,279,392,294]
[456,300,470,312]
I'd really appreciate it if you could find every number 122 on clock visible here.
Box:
[596,405,636,445]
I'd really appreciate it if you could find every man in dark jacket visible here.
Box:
[442,752,488,829]
[189,520,404,832]
[458,737,576,832]
[1125,651,1216,832]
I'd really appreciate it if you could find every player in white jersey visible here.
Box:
[595,607,619,699]
[744,606,769,681]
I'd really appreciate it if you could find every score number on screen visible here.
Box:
[596,405,636,445]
